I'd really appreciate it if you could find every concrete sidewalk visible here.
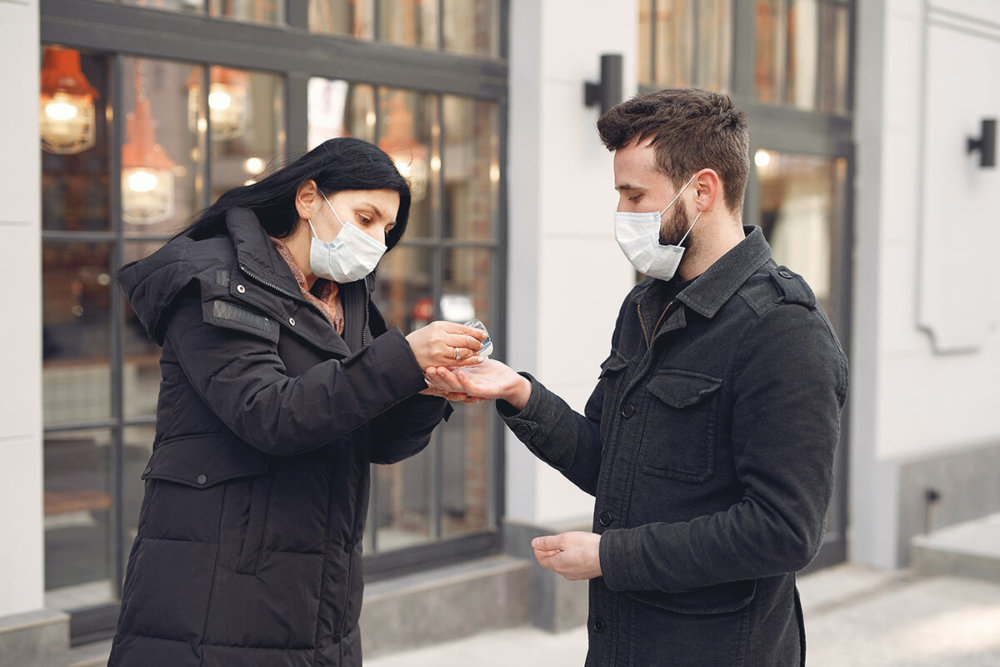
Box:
[367,564,1000,666]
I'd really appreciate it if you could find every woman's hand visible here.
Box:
[418,384,490,404]
[424,359,532,410]
[405,321,487,371]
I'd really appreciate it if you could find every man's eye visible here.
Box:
[628,195,642,203]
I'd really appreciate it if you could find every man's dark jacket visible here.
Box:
[109,208,449,666]
[501,227,848,666]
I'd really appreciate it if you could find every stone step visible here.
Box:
[911,512,1000,582]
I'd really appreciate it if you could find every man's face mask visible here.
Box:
[614,173,703,281]
[308,191,387,283]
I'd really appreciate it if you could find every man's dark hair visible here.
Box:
[597,88,749,215]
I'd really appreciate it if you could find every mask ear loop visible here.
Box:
[677,210,703,248]
[658,173,699,216]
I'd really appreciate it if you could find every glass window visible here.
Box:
[442,0,500,57]
[116,0,285,25]
[754,0,851,113]
[44,427,115,610]
[121,57,202,234]
[205,67,284,199]
[379,0,439,50]
[639,0,732,91]
[755,149,848,334]
[309,0,375,38]
[443,95,499,243]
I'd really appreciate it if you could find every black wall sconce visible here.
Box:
[967,118,996,168]
[584,53,623,116]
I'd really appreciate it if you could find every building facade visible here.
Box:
[1,0,998,662]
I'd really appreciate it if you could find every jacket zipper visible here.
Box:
[636,299,674,349]
[238,263,304,303]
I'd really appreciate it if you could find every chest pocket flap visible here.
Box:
[647,370,722,408]
[642,370,723,482]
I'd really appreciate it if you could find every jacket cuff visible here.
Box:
[496,373,546,442]
[599,527,644,592]
[348,326,428,398]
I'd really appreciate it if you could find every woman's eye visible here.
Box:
[357,215,372,225]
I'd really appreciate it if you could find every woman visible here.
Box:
[109,138,485,666]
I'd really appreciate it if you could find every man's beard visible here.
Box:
[658,204,691,246]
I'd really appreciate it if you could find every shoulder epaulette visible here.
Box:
[769,265,816,309]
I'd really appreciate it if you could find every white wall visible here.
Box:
[0,0,45,617]
[852,0,1000,567]
[505,0,638,525]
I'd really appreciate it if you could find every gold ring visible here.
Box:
[454,347,461,360]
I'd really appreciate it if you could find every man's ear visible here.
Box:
[295,179,319,221]
[692,168,721,213]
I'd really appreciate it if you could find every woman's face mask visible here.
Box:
[613,173,702,281]
[308,191,387,283]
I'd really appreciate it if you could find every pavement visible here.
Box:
[367,563,1000,667]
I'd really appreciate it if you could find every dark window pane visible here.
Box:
[44,428,115,610]
[42,241,113,428]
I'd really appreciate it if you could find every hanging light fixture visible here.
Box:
[121,60,176,225]
[378,95,428,202]
[39,46,98,155]
[186,66,249,141]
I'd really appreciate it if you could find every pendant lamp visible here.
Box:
[187,66,249,141]
[40,47,98,155]
[121,61,176,225]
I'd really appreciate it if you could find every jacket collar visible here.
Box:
[638,225,772,322]
[226,207,305,298]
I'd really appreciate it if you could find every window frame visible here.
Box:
[41,0,509,643]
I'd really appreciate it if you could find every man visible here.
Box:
[427,88,848,666]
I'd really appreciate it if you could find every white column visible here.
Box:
[505,0,638,526]
[0,0,44,617]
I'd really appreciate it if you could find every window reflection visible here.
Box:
[121,57,200,234]
[443,96,498,242]
[379,88,436,225]
[309,0,374,38]
[442,0,500,57]
[206,68,283,200]
[754,0,851,113]
[639,0,732,91]
[118,0,285,25]
[756,150,847,331]
[43,428,114,611]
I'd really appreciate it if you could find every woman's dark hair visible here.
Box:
[179,137,411,249]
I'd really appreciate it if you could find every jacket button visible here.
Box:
[593,617,607,633]
[779,269,793,279]
[599,511,613,527]
[333,633,342,644]
[621,403,635,418]
[196,474,207,485]
[515,424,531,438]
[343,541,353,552]
[236,284,246,293]
[288,317,296,326]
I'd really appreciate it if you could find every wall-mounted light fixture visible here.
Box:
[584,53,623,116]
[967,118,996,168]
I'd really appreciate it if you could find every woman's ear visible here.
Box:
[294,179,319,221]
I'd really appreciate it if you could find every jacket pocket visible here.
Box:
[641,370,722,482]
[627,578,756,615]
[142,433,271,574]
[598,351,631,445]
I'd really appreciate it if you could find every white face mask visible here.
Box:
[614,173,703,281]
[308,192,387,283]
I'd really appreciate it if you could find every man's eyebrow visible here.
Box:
[615,183,642,192]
